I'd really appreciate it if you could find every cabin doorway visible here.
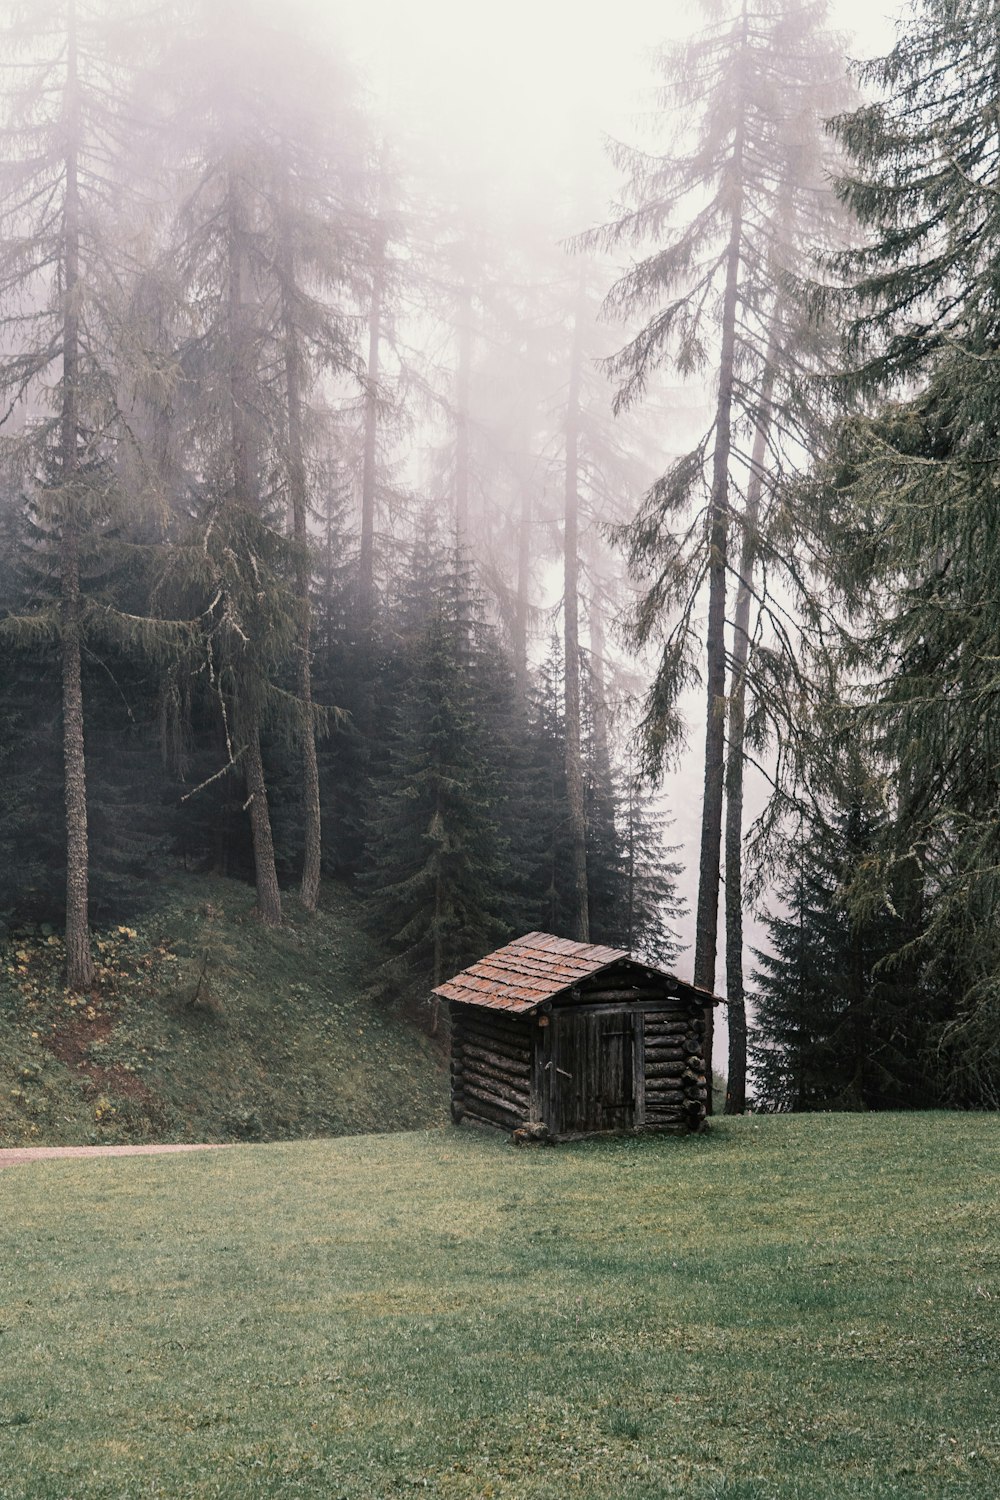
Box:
[549,1009,637,1135]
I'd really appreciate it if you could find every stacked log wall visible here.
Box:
[574,966,710,1135]
[643,999,707,1132]
[451,1004,533,1132]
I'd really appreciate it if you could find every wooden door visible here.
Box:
[550,1008,636,1135]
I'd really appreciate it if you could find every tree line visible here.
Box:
[0,0,681,1018]
[2,0,999,1114]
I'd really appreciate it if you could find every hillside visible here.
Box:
[1,1114,998,1498]
[0,872,448,1146]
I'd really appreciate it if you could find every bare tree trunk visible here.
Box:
[359,230,384,620]
[724,354,776,1115]
[61,0,93,993]
[563,289,589,941]
[455,282,472,551]
[514,479,531,700]
[588,591,612,792]
[279,175,321,912]
[693,22,747,1103]
[228,164,281,926]
[625,774,637,952]
[244,724,282,926]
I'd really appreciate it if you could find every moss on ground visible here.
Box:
[0,871,447,1145]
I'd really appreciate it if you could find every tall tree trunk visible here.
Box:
[625,775,637,953]
[359,230,384,620]
[279,172,321,911]
[563,289,589,941]
[723,352,776,1115]
[454,282,472,550]
[61,0,93,993]
[228,164,281,925]
[244,723,282,926]
[588,590,613,793]
[693,15,747,1103]
[514,478,531,700]
[432,785,443,1034]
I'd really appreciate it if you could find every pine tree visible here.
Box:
[750,792,932,1113]
[363,535,511,1019]
[808,0,1000,1098]
[562,272,589,941]
[157,0,368,922]
[519,639,577,936]
[591,0,851,1097]
[615,776,686,968]
[265,34,370,910]
[0,0,165,986]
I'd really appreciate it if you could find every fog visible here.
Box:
[333,0,901,212]
[323,0,905,972]
[0,0,912,1089]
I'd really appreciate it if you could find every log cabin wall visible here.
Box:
[568,964,709,1135]
[450,1003,533,1132]
[447,952,713,1140]
[642,999,708,1133]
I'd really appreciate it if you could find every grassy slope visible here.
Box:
[1,1112,999,1499]
[0,872,447,1145]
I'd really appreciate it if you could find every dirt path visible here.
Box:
[0,1144,227,1171]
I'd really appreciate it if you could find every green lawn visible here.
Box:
[1,1113,998,1499]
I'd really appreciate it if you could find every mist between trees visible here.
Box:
[1,0,997,1115]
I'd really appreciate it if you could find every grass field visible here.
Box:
[1,1112,998,1499]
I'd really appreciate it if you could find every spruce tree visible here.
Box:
[363,534,511,1019]
[750,793,931,1113]
[809,0,1000,1097]
[157,0,368,922]
[592,0,850,1095]
[520,639,575,937]
[0,0,162,986]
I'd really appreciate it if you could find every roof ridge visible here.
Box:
[432,931,726,1014]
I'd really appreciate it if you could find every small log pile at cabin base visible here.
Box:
[437,932,721,1142]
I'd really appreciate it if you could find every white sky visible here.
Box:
[330,0,903,224]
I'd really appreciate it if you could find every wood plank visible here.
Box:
[455,1010,532,1043]
[646,1067,685,1086]
[550,1007,636,1135]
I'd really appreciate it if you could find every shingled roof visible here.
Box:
[432,930,719,1014]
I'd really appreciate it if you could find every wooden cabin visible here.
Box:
[434,931,722,1140]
